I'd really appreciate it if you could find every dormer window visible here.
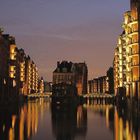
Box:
[57,68,60,72]
[63,68,67,72]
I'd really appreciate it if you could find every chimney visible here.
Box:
[57,61,60,67]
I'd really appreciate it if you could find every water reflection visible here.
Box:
[114,107,139,140]
[51,104,87,140]
[0,99,139,140]
[0,99,50,140]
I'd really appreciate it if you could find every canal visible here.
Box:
[0,99,139,140]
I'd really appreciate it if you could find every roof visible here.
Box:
[53,61,74,73]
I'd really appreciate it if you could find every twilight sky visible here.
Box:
[0,0,129,81]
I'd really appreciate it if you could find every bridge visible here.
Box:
[27,92,52,98]
[83,93,115,105]
[27,92,115,104]
[83,93,114,98]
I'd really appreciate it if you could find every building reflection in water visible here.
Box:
[51,104,87,140]
[114,107,139,140]
[0,99,139,140]
[85,100,140,140]
[0,99,50,140]
[84,102,114,131]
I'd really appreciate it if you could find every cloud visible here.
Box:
[45,34,85,41]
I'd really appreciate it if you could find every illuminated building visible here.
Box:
[25,56,32,94]
[24,56,39,95]
[52,61,78,102]
[98,76,108,93]
[93,78,99,93]
[113,0,140,102]
[0,29,40,102]
[0,29,18,101]
[30,61,39,94]
[88,77,108,94]
[113,32,127,96]
[113,47,119,96]
[16,52,40,95]
[88,80,94,93]
[75,62,88,95]
[53,61,88,96]
[17,49,26,95]
[38,77,44,93]
[14,48,26,97]
[0,28,9,101]
[7,35,17,98]
[88,67,114,94]
[106,67,114,94]
[44,81,52,92]
[53,61,76,85]
[88,74,113,94]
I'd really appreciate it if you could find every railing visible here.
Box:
[27,92,52,98]
[83,93,114,98]
[83,93,115,105]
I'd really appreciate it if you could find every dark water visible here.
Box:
[0,99,139,140]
